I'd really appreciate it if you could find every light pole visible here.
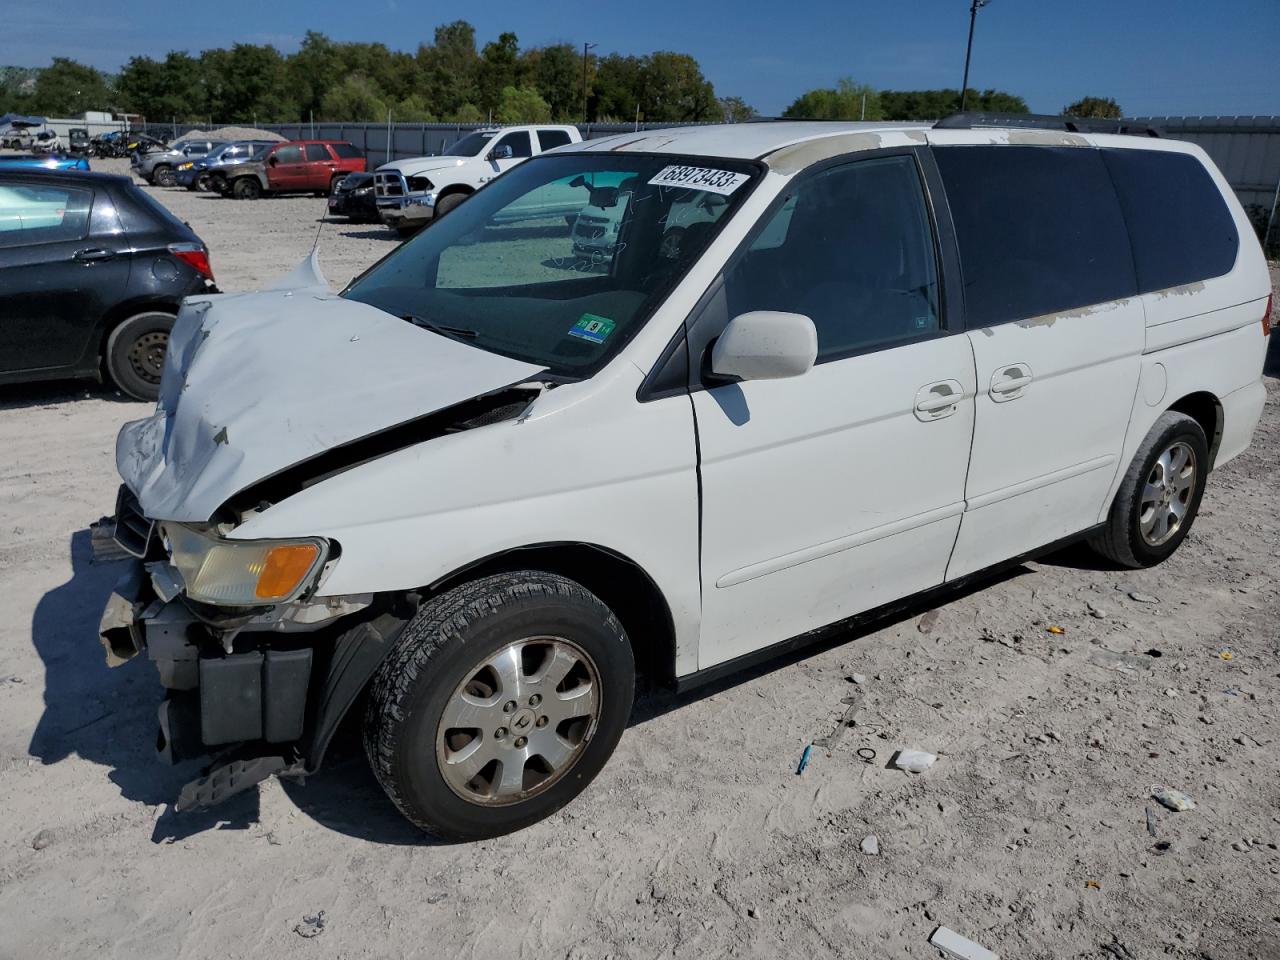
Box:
[960,0,990,113]
[582,42,597,124]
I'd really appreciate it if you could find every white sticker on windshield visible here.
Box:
[647,165,749,196]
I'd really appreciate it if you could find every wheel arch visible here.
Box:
[1166,391,1224,466]
[434,183,474,205]
[427,541,679,684]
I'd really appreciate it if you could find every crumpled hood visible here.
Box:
[116,261,543,522]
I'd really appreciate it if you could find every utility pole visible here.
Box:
[582,42,597,124]
[960,0,990,113]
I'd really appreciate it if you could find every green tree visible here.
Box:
[719,95,756,122]
[452,102,484,122]
[1063,95,1122,119]
[782,78,881,120]
[288,31,344,119]
[320,74,388,121]
[478,32,520,113]
[526,43,580,121]
[118,52,207,121]
[27,58,114,115]
[495,85,551,123]
[642,52,717,122]
[592,53,643,122]
[202,45,297,122]
[879,88,1028,120]
[419,20,480,117]
[393,94,437,122]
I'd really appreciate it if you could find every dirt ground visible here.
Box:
[0,160,1278,960]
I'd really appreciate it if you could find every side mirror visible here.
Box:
[711,311,817,382]
[268,155,278,166]
[487,144,514,161]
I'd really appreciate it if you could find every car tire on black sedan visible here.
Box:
[105,311,175,401]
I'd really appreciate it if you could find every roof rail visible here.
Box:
[934,112,1162,138]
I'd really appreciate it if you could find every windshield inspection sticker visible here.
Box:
[568,313,616,344]
[647,165,749,196]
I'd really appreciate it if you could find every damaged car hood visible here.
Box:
[117,282,544,522]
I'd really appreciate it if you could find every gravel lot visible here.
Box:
[0,159,1277,959]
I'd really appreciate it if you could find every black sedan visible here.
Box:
[327,171,377,222]
[0,169,216,400]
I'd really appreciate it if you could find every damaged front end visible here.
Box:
[99,489,409,810]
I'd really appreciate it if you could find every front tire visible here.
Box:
[104,311,175,401]
[231,177,262,200]
[1089,410,1209,568]
[364,572,634,841]
[433,191,467,220]
[153,164,175,187]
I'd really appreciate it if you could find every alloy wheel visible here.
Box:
[1139,440,1196,546]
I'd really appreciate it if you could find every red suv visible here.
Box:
[222,141,367,199]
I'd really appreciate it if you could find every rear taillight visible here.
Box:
[1263,293,1272,337]
[168,242,213,281]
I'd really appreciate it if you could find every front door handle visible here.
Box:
[990,363,1033,402]
[914,379,965,421]
[73,247,113,263]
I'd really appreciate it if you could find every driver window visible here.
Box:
[493,132,532,159]
[724,155,941,362]
[274,145,302,164]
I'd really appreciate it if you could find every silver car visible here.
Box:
[132,140,224,187]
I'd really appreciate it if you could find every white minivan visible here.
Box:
[101,119,1273,839]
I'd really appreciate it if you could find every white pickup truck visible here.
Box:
[374,124,581,234]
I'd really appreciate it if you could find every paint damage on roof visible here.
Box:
[116,256,544,523]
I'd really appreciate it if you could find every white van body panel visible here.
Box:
[231,363,707,676]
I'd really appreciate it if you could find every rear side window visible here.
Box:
[0,182,92,248]
[274,145,303,164]
[304,144,331,162]
[537,129,573,151]
[934,146,1136,328]
[1102,149,1238,292]
[331,142,363,159]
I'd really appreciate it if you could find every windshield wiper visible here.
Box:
[402,313,479,341]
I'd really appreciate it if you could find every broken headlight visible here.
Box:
[160,523,328,606]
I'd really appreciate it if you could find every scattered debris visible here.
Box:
[1144,648,1163,658]
[1163,688,1180,697]
[1145,806,1158,837]
[1101,937,1136,959]
[1047,624,1065,635]
[1085,879,1100,889]
[1087,602,1108,619]
[1152,787,1196,812]
[31,829,54,851]
[747,906,761,920]
[891,750,937,774]
[796,744,813,775]
[294,911,327,939]
[847,673,867,685]
[1128,592,1160,604]
[425,892,448,905]
[856,747,878,764]
[929,925,999,960]
[918,610,940,634]
[860,835,880,856]
[1219,650,1234,661]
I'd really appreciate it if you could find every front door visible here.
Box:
[693,153,976,668]
[932,146,1146,579]
[267,144,307,192]
[482,131,531,185]
[0,179,128,375]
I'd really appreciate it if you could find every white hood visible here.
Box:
[379,157,469,176]
[117,263,543,522]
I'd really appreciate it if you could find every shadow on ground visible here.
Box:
[0,381,140,413]
[28,529,261,842]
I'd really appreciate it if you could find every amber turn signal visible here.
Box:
[255,543,322,600]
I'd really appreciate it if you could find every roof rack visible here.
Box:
[934,112,1161,138]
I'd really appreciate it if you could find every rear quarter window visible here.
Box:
[1102,148,1239,293]
[331,142,363,159]
[305,144,331,161]
[934,146,1137,328]
[537,130,573,151]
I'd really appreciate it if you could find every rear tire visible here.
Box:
[363,572,634,841]
[231,177,262,200]
[1088,411,1209,568]
[104,311,175,402]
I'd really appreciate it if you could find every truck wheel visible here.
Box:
[433,192,467,220]
[153,165,175,187]
[363,572,634,841]
[232,177,262,200]
[105,311,175,402]
[1089,411,1209,568]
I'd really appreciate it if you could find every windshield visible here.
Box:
[443,131,497,157]
[343,153,759,376]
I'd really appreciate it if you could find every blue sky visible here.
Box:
[5,0,1278,117]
